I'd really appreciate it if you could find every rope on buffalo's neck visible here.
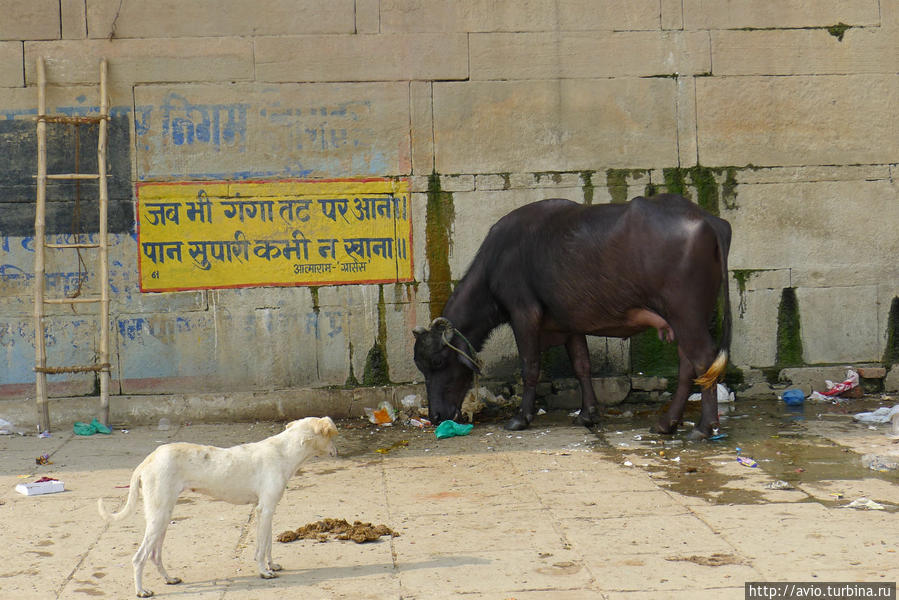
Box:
[441,324,484,397]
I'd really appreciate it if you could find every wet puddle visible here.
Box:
[596,397,899,506]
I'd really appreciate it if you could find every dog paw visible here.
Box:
[269,562,282,572]
[137,590,154,598]
[260,570,278,579]
[165,576,182,585]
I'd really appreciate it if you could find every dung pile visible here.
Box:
[277,518,399,544]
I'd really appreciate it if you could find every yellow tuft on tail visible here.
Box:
[694,351,728,390]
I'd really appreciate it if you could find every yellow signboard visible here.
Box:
[137,178,412,292]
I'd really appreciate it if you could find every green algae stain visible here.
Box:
[776,288,803,368]
[606,169,648,204]
[580,170,595,205]
[630,330,680,379]
[884,297,899,365]
[362,285,391,386]
[426,172,455,320]
[827,23,851,41]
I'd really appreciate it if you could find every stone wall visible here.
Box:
[1,0,897,410]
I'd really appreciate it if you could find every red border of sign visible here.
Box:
[136,177,414,293]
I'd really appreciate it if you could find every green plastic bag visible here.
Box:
[73,418,112,436]
[435,420,473,440]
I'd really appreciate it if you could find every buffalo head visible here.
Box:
[412,317,482,423]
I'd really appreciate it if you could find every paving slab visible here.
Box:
[0,399,896,599]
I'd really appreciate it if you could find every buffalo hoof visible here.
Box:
[576,407,601,428]
[687,428,710,442]
[505,415,530,431]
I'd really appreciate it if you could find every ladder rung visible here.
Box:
[35,363,110,374]
[45,173,101,180]
[44,296,102,305]
[45,242,101,249]
[35,115,107,125]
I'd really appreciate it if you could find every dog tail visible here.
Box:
[97,456,146,522]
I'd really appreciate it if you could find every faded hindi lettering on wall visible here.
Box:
[137,178,412,291]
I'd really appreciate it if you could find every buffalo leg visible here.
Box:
[674,327,720,440]
[566,335,601,427]
[506,311,542,431]
[651,347,695,434]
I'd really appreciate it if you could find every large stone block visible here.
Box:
[721,180,898,280]
[712,29,897,76]
[61,0,85,39]
[0,42,23,86]
[796,286,880,364]
[433,79,678,174]
[86,0,355,38]
[470,31,710,80]
[696,75,897,166]
[380,0,660,33]
[410,81,434,175]
[731,286,780,368]
[134,82,411,180]
[25,39,254,85]
[256,34,468,82]
[0,0,59,40]
[886,365,899,392]
[684,0,880,30]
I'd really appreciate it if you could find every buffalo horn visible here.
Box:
[430,317,452,331]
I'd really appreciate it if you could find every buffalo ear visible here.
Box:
[412,326,427,339]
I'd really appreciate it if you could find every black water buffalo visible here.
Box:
[413,194,732,439]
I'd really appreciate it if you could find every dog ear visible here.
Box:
[314,417,338,438]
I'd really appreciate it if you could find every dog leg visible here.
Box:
[150,527,182,586]
[133,516,168,598]
[254,503,280,578]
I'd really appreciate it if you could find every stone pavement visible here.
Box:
[1,404,897,600]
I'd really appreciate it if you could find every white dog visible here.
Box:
[98,416,338,598]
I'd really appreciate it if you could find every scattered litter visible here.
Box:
[35,454,51,465]
[853,405,899,424]
[435,420,473,439]
[688,383,735,404]
[817,369,859,398]
[569,409,581,417]
[15,476,64,496]
[277,518,399,544]
[0,418,18,435]
[407,418,432,428]
[74,418,112,436]
[766,480,795,490]
[808,391,832,403]
[633,434,642,441]
[781,389,805,406]
[38,430,51,438]
[709,433,728,441]
[736,456,758,468]
[844,497,885,511]
[365,401,397,425]
[537,408,546,416]
[375,440,409,454]
[861,454,899,472]
[623,460,634,467]
[400,394,424,416]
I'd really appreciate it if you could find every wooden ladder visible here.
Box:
[33,57,111,432]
